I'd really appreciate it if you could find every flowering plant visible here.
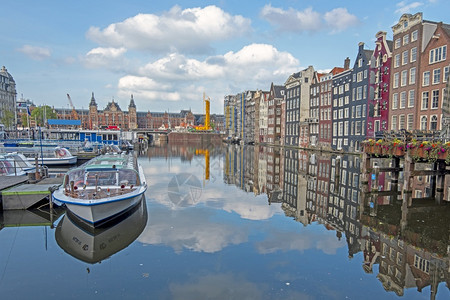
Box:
[407,140,450,163]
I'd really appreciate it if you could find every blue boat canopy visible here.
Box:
[47,119,81,125]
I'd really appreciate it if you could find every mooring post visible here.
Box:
[34,155,40,181]
[361,152,371,192]
[402,154,415,207]
[430,162,438,199]
[435,160,446,205]
[391,156,400,202]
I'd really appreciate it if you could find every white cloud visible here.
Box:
[260,5,360,34]
[260,5,321,32]
[17,45,51,60]
[395,1,424,14]
[86,5,251,54]
[323,8,360,34]
[117,44,299,111]
[82,47,127,68]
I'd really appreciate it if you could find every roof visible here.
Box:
[104,100,122,112]
[272,84,285,98]
[441,22,450,38]
[82,154,135,171]
[363,49,374,60]
[330,67,345,75]
[0,66,15,82]
[47,119,81,126]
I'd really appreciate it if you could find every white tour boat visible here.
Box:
[52,153,147,226]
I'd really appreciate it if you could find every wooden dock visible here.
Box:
[1,184,59,210]
[0,176,28,191]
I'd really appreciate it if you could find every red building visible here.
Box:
[367,31,393,137]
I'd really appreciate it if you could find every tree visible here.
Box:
[1,110,15,130]
[31,105,57,127]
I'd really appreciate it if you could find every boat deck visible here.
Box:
[64,186,138,200]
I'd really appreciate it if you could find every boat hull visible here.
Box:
[27,156,77,165]
[61,191,145,226]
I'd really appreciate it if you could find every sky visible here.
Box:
[1,0,449,114]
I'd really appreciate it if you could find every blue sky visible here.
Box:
[1,0,448,114]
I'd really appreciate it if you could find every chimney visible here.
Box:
[344,57,350,70]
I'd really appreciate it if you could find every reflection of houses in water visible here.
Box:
[243,145,255,193]
[255,146,267,195]
[360,203,450,298]
[222,144,449,299]
[224,145,237,185]
[328,155,345,231]
[266,147,281,195]
[281,149,310,225]
[328,154,364,257]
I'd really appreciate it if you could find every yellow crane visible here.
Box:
[194,92,211,131]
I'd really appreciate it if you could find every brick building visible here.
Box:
[418,22,450,130]
[389,13,438,131]
[367,31,393,137]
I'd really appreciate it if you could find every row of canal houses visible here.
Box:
[224,13,450,152]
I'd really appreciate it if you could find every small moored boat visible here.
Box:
[52,153,147,226]
[0,146,77,165]
[0,152,36,176]
[26,147,77,165]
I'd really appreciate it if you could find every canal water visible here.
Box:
[0,144,448,299]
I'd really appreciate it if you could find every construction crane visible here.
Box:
[194,92,211,131]
[66,94,79,120]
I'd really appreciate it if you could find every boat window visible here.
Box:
[118,169,138,185]
[11,155,29,167]
[85,171,117,186]
[0,160,13,175]
[67,169,86,187]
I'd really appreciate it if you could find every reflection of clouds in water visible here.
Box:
[167,173,203,208]
[219,196,278,220]
[169,273,263,300]
[169,272,315,300]
[145,160,281,220]
[256,229,345,255]
[138,208,248,253]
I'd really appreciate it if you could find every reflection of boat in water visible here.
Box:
[52,153,147,226]
[55,199,147,264]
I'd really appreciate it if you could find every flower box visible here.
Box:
[389,146,404,156]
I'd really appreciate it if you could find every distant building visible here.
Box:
[309,72,323,147]
[244,91,256,144]
[319,67,345,149]
[257,90,269,144]
[224,95,237,138]
[0,66,17,130]
[284,66,314,147]
[87,93,137,130]
[52,93,199,131]
[267,83,284,145]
